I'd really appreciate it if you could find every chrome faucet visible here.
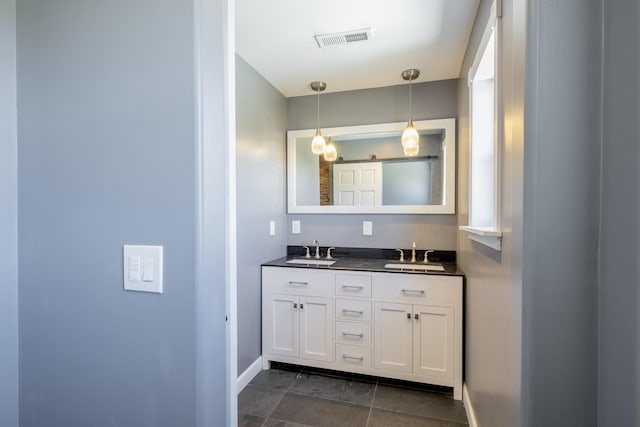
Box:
[311,239,320,259]
[326,247,335,259]
[423,249,435,264]
[410,241,417,263]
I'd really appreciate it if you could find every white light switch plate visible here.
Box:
[123,245,163,293]
[269,221,276,236]
[292,220,301,234]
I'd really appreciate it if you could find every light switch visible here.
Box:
[363,221,373,236]
[292,220,301,234]
[269,221,276,236]
[142,257,154,282]
[123,245,163,293]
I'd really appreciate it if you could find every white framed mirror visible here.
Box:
[287,118,456,214]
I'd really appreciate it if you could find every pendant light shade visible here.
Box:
[323,138,337,161]
[401,120,419,148]
[312,130,326,155]
[401,69,420,156]
[310,81,327,154]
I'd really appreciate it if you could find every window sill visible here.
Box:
[459,226,502,251]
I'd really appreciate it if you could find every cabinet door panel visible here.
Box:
[299,296,334,362]
[266,294,299,357]
[413,305,454,378]
[374,302,413,373]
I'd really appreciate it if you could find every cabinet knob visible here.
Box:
[415,313,420,320]
[300,303,304,309]
[293,303,298,309]
[407,313,411,319]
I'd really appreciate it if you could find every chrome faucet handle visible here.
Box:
[326,247,336,259]
[423,250,435,264]
[396,249,405,262]
[303,246,311,258]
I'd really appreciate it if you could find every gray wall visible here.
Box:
[456,0,525,425]
[17,0,227,425]
[0,0,18,425]
[236,55,287,374]
[521,1,601,425]
[287,80,458,250]
[598,0,640,425]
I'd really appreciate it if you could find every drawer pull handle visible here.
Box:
[342,309,364,315]
[342,285,364,290]
[342,332,365,338]
[288,281,309,286]
[401,289,425,295]
[342,354,364,361]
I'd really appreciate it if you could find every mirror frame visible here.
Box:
[287,118,456,214]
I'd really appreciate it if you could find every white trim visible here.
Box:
[287,118,456,214]
[459,226,502,251]
[225,0,239,424]
[193,0,237,425]
[237,357,263,393]
[463,383,479,427]
[465,0,503,239]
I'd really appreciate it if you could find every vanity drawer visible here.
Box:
[262,266,334,297]
[335,274,372,297]
[336,344,372,369]
[335,321,372,346]
[372,273,461,306]
[335,299,372,322]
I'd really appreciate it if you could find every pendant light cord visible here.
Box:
[316,89,320,131]
[408,77,413,121]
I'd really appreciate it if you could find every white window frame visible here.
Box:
[459,0,503,250]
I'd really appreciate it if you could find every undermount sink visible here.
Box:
[286,258,337,266]
[384,263,445,272]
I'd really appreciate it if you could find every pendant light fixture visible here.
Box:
[323,138,337,161]
[310,81,327,155]
[401,69,420,156]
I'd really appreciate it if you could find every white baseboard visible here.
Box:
[237,356,263,393]
[463,383,479,427]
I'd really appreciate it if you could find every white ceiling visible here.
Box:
[236,0,480,97]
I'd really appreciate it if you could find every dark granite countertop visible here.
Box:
[262,246,464,277]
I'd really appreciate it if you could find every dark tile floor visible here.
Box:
[238,365,468,427]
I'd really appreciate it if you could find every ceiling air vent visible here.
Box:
[314,28,373,48]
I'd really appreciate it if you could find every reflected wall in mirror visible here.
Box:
[288,118,456,214]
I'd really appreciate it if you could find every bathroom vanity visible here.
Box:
[261,249,464,399]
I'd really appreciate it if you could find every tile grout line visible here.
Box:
[365,380,378,426]
[260,369,304,426]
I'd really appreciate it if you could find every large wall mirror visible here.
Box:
[287,118,456,214]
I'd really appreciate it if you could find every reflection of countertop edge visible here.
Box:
[262,256,465,277]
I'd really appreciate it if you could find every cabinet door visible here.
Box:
[413,305,454,379]
[299,296,334,362]
[265,294,299,357]
[374,302,413,373]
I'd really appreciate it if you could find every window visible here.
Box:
[460,1,502,250]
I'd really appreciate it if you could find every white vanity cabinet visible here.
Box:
[373,273,460,386]
[262,267,334,363]
[261,265,463,399]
